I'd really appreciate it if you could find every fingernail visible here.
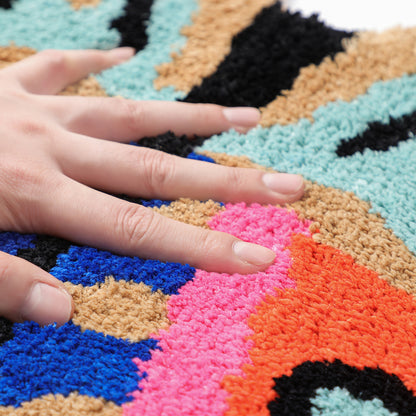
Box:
[109,47,135,63]
[233,241,276,266]
[22,283,72,326]
[262,173,304,195]
[223,107,261,128]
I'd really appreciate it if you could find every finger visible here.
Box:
[37,176,276,275]
[54,133,305,205]
[35,95,261,139]
[0,251,73,326]
[1,48,134,95]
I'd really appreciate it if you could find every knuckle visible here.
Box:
[0,255,13,289]
[219,168,245,200]
[38,49,68,73]
[14,118,51,138]
[7,114,58,149]
[226,167,245,188]
[194,103,218,124]
[196,229,213,252]
[115,204,159,248]
[0,159,58,205]
[195,229,224,259]
[141,149,176,195]
[117,98,147,136]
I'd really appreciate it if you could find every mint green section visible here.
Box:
[200,74,416,255]
[311,387,397,416]
[96,0,197,100]
[0,0,125,50]
[0,0,194,100]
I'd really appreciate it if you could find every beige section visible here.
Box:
[0,393,121,416]
[68,0,101,10]
[154,0,276,92]
[65,277,170,342]
[201,151,271,171]
[154,198,224,228]
[261,27,416,126]
[59,76,108,97]
[290,182,416,295]
[0,45,36,69]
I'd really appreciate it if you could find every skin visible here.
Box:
[0,47,304,326]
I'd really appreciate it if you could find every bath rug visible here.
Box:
[1,1,416,415]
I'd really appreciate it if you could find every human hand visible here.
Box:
[0,48,304,326]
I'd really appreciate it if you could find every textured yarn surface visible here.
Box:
[1,1,416,415]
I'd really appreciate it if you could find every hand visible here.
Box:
[0,48,304,326]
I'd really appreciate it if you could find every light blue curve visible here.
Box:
[0,0,125,50]
[199,74,416,255]
[311,387,397,416]
[96,0,198,100]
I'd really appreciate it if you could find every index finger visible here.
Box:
[1,48,134,95]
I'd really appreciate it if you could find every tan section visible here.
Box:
[154,198,224,228]
[0,393,121,416]
[261,27,416,126]
[65,277,170,342]
[290,182,416,295]
[154,0,276,92]
[201,151,271,171]
[59,76,108,97]
[0,45,36,69]
[68,0,101,10]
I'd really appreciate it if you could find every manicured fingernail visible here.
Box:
[109,47,135,63]
[22,283,72,326]
[233,241,276,266]
[223,107,261,128]
[262,173,304,195]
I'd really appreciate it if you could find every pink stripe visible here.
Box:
[124,204,310,416]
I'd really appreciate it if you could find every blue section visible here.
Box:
[311,387,397,416]
[187,152,216,163]
[0,232,36,255]
[140,198,171,208]
[97,0,198,100]
[50,245,195,294]
[200,74,416,254]
[0,321,158,407]
[0,0,125,50]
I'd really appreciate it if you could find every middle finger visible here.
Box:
[54,131,305,205]
[35,95,262,140]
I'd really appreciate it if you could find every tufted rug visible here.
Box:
[1,1,416,415]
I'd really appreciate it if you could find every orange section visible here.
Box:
[223,234,416,416]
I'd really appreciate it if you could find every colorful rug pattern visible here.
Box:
[1,1,416,415]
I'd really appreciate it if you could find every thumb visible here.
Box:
[0,250,73,326]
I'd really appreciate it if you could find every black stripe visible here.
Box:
[183,2,353,108]
[268,360,416,416]
[16,235,71,272]
[110,0,154,52]
[134,131,206,158]
[0,0,12,8]
[337,110,416,157]
[0,317,13,345]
